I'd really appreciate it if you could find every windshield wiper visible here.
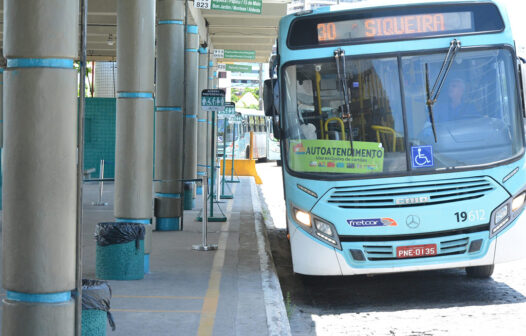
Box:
[334,48,354,153]
[425,39,461,142]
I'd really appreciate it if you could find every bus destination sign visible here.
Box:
[317,12,473,43]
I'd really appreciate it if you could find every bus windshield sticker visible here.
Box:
[347,218,397,227]
[411,146,434,168]
[289,139,384,173]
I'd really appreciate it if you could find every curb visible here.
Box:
[250,178,292,336]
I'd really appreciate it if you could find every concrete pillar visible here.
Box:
[197,48,209,194]
[115,0,155,272]
[183,25,199,207]
[2,0,78,334]
[154,0,185,230]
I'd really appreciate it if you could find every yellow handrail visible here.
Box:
[371,125,396,151]
[324,118,346,140]
[315,70,325,139]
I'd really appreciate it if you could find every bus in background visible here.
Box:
[218,110,271,161]
[264,0,526,278]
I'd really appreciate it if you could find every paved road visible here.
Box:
[256,162,526,336]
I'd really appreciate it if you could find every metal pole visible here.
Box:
[76,0,88,334]
[98,160,104,203]
[221,117,228,195]
[230,123,236,181]
[216,160,220,202]
[192,174,217,251]
[209,110,216,217]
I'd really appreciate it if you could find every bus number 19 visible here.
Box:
[318,23,337,41]
[454,210,486,223]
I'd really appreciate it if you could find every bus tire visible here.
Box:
[466,265,494,278]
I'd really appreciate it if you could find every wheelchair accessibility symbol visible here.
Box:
[411,146,434,168]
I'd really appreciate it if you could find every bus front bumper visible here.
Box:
[290,211,526,276]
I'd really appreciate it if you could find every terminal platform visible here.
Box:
[0,177,291,336]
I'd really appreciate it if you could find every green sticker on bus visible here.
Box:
[289,140,384,173]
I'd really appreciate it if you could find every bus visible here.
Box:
[218,109,275,160]
[264,0,526,278]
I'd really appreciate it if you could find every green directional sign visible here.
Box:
[226,64,253,73]
[201,89,226,111]
[212,0,262,14]
[224,50,256,60]
[219,102,236,116]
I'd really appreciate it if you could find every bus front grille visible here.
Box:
[327,176,495,209]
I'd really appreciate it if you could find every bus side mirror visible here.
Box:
[273,117,281,140]
[263,79,275,117]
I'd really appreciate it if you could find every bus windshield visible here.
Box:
[283,48,523,177]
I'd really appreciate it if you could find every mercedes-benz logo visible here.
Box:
[406,215,421,229]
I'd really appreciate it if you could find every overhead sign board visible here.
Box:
[201,89,226,111]
[217,63,227,71]
[219,102,236,117]
[214,49,256,60]
[226,64,253,73]
[194,0,262,14]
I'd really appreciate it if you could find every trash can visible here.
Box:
[81,279,116,336]
[95,222,145,280]
[183,182,195,210]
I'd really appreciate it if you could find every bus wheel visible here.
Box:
[466,265,494,278]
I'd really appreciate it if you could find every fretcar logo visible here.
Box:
[347,218,397,227]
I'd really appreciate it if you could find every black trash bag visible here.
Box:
[82,279,116,331]
[95,222,145,249]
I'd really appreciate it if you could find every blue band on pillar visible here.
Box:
[197,171,206,176]
[198,119,207,122]
[185,115,197,119]
[7,291,71,303]
[187,25,198,34]
[144,254,150,274]
[156,217,180,231]
[197,164,211,168]
[158,20,184,25]
[117,92,153,99]
[199,66,207,69]
[209,77,213,80]
[156,106,182,112]
[209,61,214,67]
[7,58,74,69]
[155,193,181,199]
[115,218,151,224]
[185,49,198,53]
[199,47,208,54]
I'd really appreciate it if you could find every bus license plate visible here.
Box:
[396,244,437,258]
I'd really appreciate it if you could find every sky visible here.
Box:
[498,0,526,49]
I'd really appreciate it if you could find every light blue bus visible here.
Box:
[264,0,526,278]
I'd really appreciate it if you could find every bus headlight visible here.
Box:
[291,205,341,250]
[494,205,508,225]
[512,193,525,211]
[313,217,341,250]
[293,207,311,227]
[491,189,526,238]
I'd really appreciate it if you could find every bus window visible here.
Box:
[283,57,405,175]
